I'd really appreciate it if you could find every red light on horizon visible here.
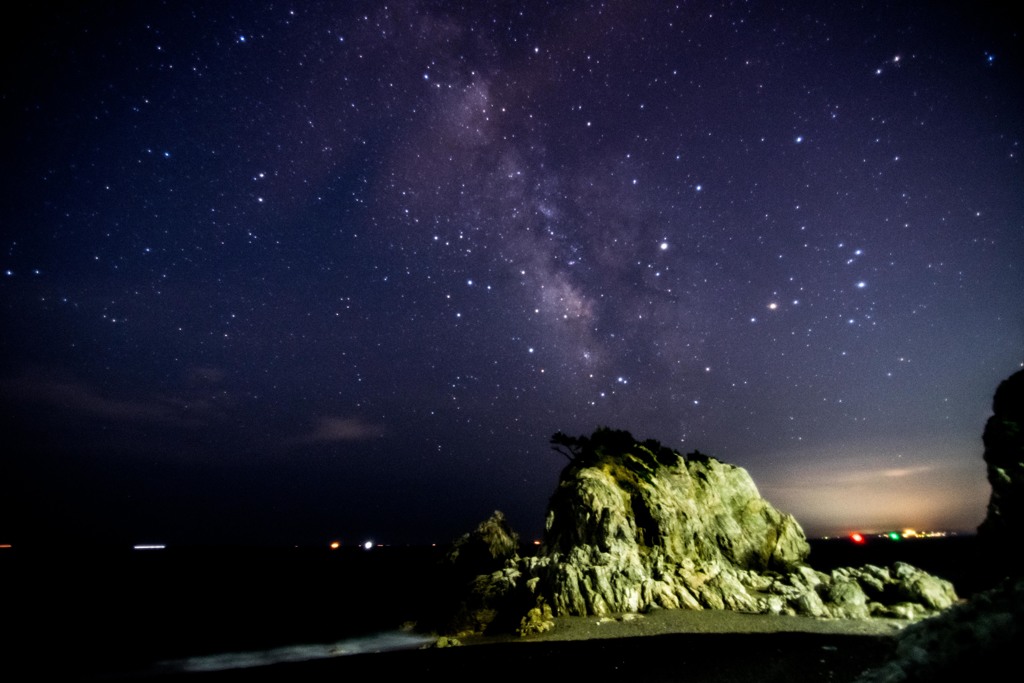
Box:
[850,533,866,544]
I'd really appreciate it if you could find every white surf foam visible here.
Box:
[161,630,436,673]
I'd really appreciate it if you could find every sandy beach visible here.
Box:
[138,610,907,683]
[470,606,909,642]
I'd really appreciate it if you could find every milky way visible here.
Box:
[2,2,1021,546]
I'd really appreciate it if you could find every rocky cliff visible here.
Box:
[978,369,1024,573]
[432,428,957,638]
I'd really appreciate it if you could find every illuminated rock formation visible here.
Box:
[533,429,809,615]
[432,428,957,637]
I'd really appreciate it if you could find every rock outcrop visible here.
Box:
[431,428,957,638]
[978,369,1024,575]
[854,576,1024,682]
[537,432,809,618]
[419,510,525,635]
[854,370,1024,680]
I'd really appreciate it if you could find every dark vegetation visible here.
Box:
[549,427,688,469]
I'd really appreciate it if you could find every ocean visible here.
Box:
[4,544,446,679]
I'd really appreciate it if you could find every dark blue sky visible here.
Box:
[3,1,1021,547]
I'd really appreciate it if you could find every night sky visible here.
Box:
[3,2,1021,548]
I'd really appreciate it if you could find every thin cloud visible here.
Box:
[4,376,178,423]
[880,465,936,478]
[301,416,385,443]
[186,366,227,384]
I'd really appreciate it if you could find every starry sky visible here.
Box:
[3,1,1021,548]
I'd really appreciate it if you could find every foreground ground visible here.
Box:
[139,611,908,683]
[473,607,910,642]
[12,538,982,682]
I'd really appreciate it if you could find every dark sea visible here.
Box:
[4,544,446,680]
[2,535,987,680]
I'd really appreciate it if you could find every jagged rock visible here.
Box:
[891,562,958,610]
[825,579,871,619]
[431,635,462,648]
[529,428,842,619]
[978,369,1024,577]
[852,564,890,597]
[524,428,811,620]
[516,601,555,636]
[428,428,958,636]
[421,511,524,635]
[855,577,1024,682]
[445,509,520,574]
[543,431,810,575]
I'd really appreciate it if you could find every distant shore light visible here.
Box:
[133,544,166,550]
